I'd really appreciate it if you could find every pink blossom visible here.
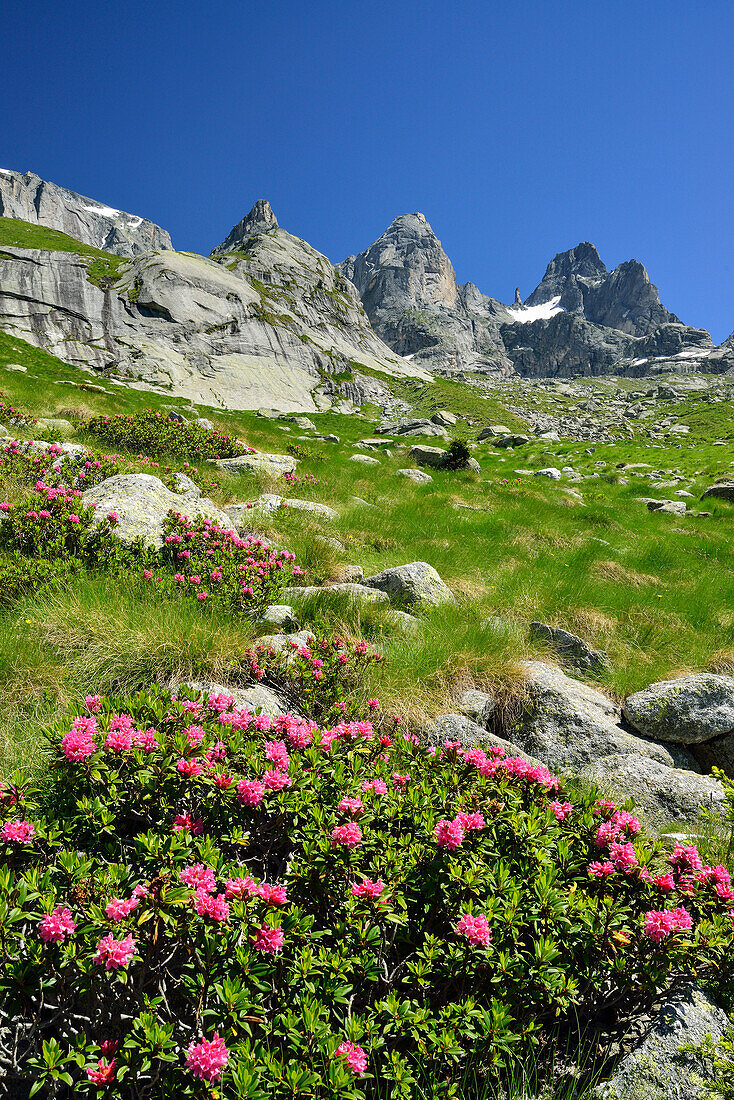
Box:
[653,872,675,892]
[105,896,140,922]
[643,907,693,943]
[180,864,216,893]
[225,876,258,900]
[39,906,76,944]
[85,695,103,713]
[87,1059,116,1085]
[550,800,573,821]
[1,820,35,844]
[456,913,492,948]
[104,728,133,753]
[262,769,292,791]
[192,890,230,922]
[172,813,203,835]
[455,812,485,831]
[236,779,265,806]
[62,727,97,761]
[588,860,615,877]
[351,877,384,900]
[258,883,288,905]
[334,1041,367,1076]
[177,757,203,778]
[253,924,285,953]
[594,821,621,848]
[185,1033,229,1082]
[264,740,290,769]
[93,934,136,970]
[670,844,704,872]
[434,818,465,849]
[338,797,364,815]
[392,774,409,790]
[332,823,363,848]
[185,724,205,747]
[609,841,638,873]
[362,779,388,795]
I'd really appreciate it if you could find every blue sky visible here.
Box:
[3,0,733,341]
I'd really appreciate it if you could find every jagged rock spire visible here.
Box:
[212,200,279,255]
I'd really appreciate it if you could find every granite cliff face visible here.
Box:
[0,170,172,257]
[0,194,426,411]
[342,218,730,378]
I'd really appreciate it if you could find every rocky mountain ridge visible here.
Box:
[340,214,733,379]
[0,169,173,257]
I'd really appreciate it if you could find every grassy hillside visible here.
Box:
[0,332,733,775]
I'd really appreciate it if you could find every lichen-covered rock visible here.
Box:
[168,472,202,499]
[214,452,297,476]
[82,473,232,549]
[457,689,496,727]
[283,583,389,604]
[241,494,337,520]
[578,754,726,829]
[350,454,381,465]
[623,674,734,744]
[396,468,433,484]
[701,483,734,502]
[362,561,455,608]
[509,662,694,772]
[530,621,610,673]
[409,445,449,469]
[427,714,533,760]
[596,986,728,1100]
[258,604,297,630]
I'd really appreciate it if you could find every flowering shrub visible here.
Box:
[0,442,121,491]
[0,394,36,427]
[86,411,250,461]
[1,685,733,1098]
[0,481,118,565]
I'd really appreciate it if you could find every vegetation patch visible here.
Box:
[86,411,249,462]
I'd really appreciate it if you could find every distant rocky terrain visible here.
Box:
[340,215,734,379]
[0,170,732,414]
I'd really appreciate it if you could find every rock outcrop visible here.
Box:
[0,201,428,412]
[0,169,172,256]
[341,217,724,379]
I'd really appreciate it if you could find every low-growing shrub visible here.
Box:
[0,394,36,428]
[86,411,250,462]
[443,440,472,471]
[0,554,79,604]
[0,442,121,492]
[1,682,732,1098]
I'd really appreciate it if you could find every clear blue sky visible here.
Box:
[3,0,733,341]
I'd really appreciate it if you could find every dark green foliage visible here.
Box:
[444,439,472,470]
[86,411,248,462]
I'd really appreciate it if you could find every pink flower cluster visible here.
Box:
[643,907,693,943]
[435,811,484,849]
[456,912,492,948]
[186,1033,230,1082]
[39,906,76,944]
[1,820,35,844]
[93,934,136,970]
[351,877,384,900]
[334,1041,367,1076]
[332,823,362,848]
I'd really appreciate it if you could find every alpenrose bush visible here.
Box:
[86,411,250,462]
[0,483,298,615]
[2,686,734,1099]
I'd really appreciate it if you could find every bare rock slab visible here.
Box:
[623,673,734,744]
[362,561,455,608]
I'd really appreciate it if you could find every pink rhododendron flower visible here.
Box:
[62,726,97,761]
[180,864,217,893]
[351,878,384,900]
[87,1059,116,1085]
[362,779,388,795]
[93,934,136,970]
[434,818,464,849]
[258,883,288,905]
[236,779,265,806]
[338,797,364,815]
[588,860,615,877]
[39,906,76,944]
[334,1041,367,1076]
[262,769,292,791]
[185,724,204,747]
[331,823,362,848]
[172,813,203,835]
[456,912,492,948]
[264,740,290,769]
[193,890,230,922]
[225,876,258,900]
[105,896,139,922]
[392,774,409,790]
[1,820,35,844]
[653,872,675,892]
[455,812,485,831]
[253,924,285,953]
[85,695,102,713]
[177,757,203,778]
[185,1033,229,1082]
[643,907,693,943]
[670,844,703,872]
[100,1041,119,1057]
[550,800,573,821]
[609,841,638,873]
[104,728,133,753]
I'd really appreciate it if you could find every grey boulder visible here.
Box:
[701,483,734,502]
[509,662,693,773]
[362,561,455,608]
[623,673,734,744]
[178,680,289,716]
[427,714,533,760]
[396,468,434,484]
[214,452,297,476]
[578,754,726,829]
[530,621,610,673]
[596,986,728,1100]
[283,583,389,604]
[82,474,232,549]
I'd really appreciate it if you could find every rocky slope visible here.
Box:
[0,194,426,411]
[341,215,733,379]
[0,169,172,257]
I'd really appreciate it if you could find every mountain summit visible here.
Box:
[212,200,279,255]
